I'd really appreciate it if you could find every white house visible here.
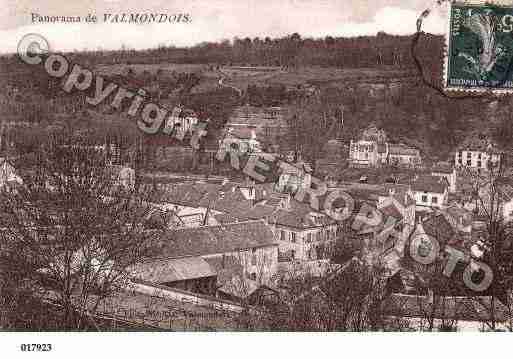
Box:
[454,140,501,173]
[410,175,449,210]
[349,126,420,168]
[349,139,381,167]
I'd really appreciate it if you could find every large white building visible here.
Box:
[349,126,421,168]
[454,140,501,172]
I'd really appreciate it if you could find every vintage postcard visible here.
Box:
[1,0,513,357]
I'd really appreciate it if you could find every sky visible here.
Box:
[0,0,448,53]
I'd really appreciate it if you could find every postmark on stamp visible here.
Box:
[445,2,513,92]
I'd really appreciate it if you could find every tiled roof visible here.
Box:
[213,212,241,224]
[151,183,211,207]
[218,276,259,299]
[151,182,256,217]
[412,175,448,194]
[269,200,337,229]
[245,203,278,219]
[130,257,216,284]
[444,205,473,228]
[420,213,464,248]
[147,220,277,259]
[457,136,500,153]
[388,143,420,157]
[203,255,244,286]
[431,162,453,174]
[380,203,403,221]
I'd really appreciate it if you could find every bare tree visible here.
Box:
[258,259,401,331]
[0,134,159,330]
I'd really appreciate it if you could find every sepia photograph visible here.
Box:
[1,0,513,357]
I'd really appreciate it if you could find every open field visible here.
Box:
[93,63,418,91]
[95,63,218,77]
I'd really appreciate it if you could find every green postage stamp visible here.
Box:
[445,2,513,92]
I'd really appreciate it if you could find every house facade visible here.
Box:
[349,126,421,168]
[134,220,279,291]
[455,149,501,172]
[349,139,381,167]
[454,137,502,173]
[410,175,449,210]
[388,144,421,168]
[266,201,339,277]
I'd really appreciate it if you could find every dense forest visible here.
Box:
[1,32,437,69]
[1,32,513,165]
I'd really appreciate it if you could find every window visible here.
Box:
[477,161,482,168]
[249,273,257,281]
[467,159,471,166]
[251,254,257,265]
[432,196,438,204]
[478,153,482,159]
[306,233,312,243]
[280,230,286,241]
[421,195,428,203]
[291,232,297,243]
[290,250,295,259]
[458,158,462,165]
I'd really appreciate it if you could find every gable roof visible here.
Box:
[431,162,453,174]
[418,212,465,249]
[130,257,216,284]
[218,276,259,299]
[444,205,473,228]
[457,136,501,153]
[380,203,403,221]
[388,143,420,157]
[147,220,277,259]
[412,175,448,194]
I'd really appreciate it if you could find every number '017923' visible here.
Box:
[20,344,52,352]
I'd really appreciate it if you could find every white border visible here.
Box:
[0,332,510,359]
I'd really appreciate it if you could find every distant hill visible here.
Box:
[1,32,512,164]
